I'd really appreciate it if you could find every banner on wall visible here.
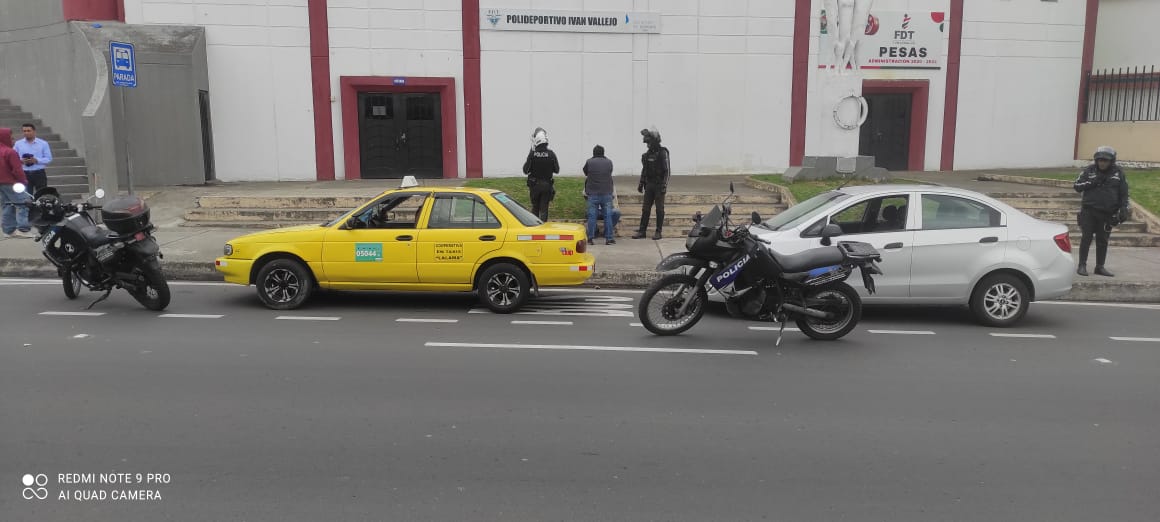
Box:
[820,10,946,70]
[481,8,661,33]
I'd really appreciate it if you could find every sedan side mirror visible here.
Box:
[751,211,762,225]
[819,223,843,246]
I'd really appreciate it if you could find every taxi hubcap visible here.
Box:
[265,268,300,303]
[486,273,519,306]
[984,283,1021,320]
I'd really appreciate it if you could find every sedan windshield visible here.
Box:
[758,191,851,231]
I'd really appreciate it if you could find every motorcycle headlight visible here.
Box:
[224,243,234,256]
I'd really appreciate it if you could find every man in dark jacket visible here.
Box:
[523,127,559,221]
[1,128,32,238]
[633,127,670,240]
[1073,146,1130,277]
[583,144,615,244]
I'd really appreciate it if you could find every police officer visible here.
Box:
[1073,146,1130,277]
[633,127,670,240]
[523,127,559,221]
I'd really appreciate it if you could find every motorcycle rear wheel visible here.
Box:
[62,269,82,300]
[638,274,707,336]
[795,282,861,341]
[130,261,171,311]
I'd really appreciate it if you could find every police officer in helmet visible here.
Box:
[633,126,670,240]
[1073,145,1130,277]
[523,127,559,221]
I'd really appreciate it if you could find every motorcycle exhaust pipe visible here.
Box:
[781,303,833,320]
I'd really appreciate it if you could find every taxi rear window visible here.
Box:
[492,193,543,227]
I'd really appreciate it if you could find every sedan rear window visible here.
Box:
[492,192,543,227]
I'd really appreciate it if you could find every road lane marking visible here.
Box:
[426,342,757,356]
[40,311,105,316]
[749,326,801,332]
[989,333,1056,339]
[159,314,224,319]
[868,329,936,335]
[277,316,342,321]
[72,334,90,339]
[1094,358,1115,364]
[512,320,574,326]
[1040,301,1160,311]
[1110,337,1160,343]
[629,322,642,327]
[396,318,459,323]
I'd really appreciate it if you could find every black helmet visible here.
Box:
[1093,146,1116,162]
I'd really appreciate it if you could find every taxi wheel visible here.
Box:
[478,263,530,314]
[256,258,314,310]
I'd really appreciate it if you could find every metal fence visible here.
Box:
[1084,66,1160,123]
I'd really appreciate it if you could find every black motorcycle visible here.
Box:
[638,184,882,344]
[12,183,170,311]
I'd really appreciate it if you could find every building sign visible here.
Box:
[482,8,661,33]
[110,41,137,87]
[820,10,946,70]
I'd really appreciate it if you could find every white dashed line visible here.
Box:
[426,342,757,356]
[159,314,224,319]
[629,322,643,327]
[868,329,936,335]
[396,318,459,323]
[72,334,90,339]
[277,316,342,321]
[40,311,105,316]
[1041,301,1160,310]
[1094,358,1115,364]
[512,320,574,326]
[989,333,1056,339]
[748,326,801,332]
[1109,337,1160,343]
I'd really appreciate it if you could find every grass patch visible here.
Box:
[463,176,589,220]
[750,174,919,202]
[1016,169,1160,217]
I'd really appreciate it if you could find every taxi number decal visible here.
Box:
[435,242,463,262]
[355,243,383,262]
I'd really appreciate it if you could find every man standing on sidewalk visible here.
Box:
[583,144,616,245]
[13,123,52,195]
[633,127,669,240]
[1073,146,1130,277]
[0,128,32,238]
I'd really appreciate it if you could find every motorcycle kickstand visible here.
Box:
[86,288,113,310]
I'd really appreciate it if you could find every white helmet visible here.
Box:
[531,127,549,147]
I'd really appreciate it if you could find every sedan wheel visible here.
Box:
[970,274,1029,327]
[256,258,314,310]
[478,263,530,313]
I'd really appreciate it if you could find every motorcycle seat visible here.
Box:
[770,246,846,273]
[81,225,114,247]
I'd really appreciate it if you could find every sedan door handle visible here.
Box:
[979,236,999,243]
[478,235,496,241]
[396,235,413,241]
[884,242,903,249]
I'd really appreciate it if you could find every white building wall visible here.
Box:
[124,0,317,182]
[954,0,1087,170]
[326,0,465,180]
[479,0,796,177]
[1093,0,1160,70]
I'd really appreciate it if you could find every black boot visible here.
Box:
[1094,265,1115,277]
[631,230,647,239]
[1076,264,1088,276]
[652,229,663,240]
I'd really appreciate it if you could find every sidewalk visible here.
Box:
[1,172,1157,302]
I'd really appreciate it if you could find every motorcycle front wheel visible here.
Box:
[795,282,861,341]
[130,261,171,311]
[638,274,707,336]
[62,269,82,299]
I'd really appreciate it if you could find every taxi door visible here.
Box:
[321,192,429,286]
[416,193,503,284]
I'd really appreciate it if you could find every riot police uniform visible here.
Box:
[633,128,670,240]
[1073,146,1130,277]
[523,141,559,221]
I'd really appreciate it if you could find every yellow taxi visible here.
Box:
[214,184,595,312]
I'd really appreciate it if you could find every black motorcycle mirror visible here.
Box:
[751,211,762,225]
[819,223,843,246]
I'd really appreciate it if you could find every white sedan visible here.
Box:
[751,185,1075,326]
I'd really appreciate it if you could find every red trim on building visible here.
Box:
[863,80,929,171]
[788,0,812,166]
[939,0,964,171]
[340,76,458,180]
[1074,0,1100,160]
[308,0,336,181]
[462,0,483,178]
[61,0,124,21]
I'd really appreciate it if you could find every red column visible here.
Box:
[308,0,336,180]
[61,0,124,21]
[939,0,965,171]
[788,0,812,167]
[462,0,483,178]
[1074,0,1100,160]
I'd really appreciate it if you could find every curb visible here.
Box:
[0,258,223,282]
[743,178,798,206]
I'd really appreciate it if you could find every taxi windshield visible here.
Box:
[492,192,543,226]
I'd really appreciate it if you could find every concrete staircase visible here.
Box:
[992,192,1160,247]
[0,98,90,201]
[608,192,788,238]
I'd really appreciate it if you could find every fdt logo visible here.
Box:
[895,13,915,40]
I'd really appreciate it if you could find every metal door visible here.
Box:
[859,93,911,171]
[358,92,442,179]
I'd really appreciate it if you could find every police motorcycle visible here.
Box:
[637,183,883,344]
[11,183,170,311]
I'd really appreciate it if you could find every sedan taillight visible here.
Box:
[1053,232,1072,253]
[576,239,587,254]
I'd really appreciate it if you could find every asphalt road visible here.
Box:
[2,279,1159,521]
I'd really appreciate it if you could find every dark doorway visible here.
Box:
[358,92,443,179]
[860,93,912,171]
[198,90,216,182]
